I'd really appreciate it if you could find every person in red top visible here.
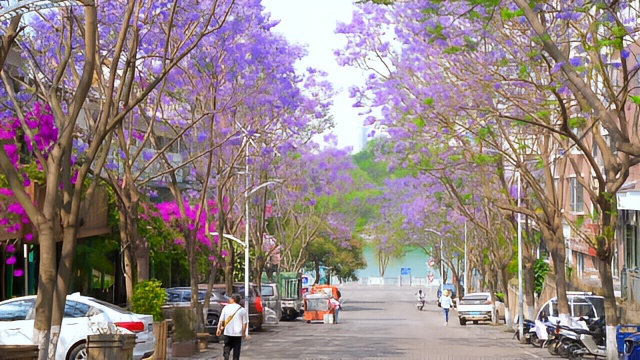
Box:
[329,296,341,324]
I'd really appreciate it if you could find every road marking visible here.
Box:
[524,350,541,358]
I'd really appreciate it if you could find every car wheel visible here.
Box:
[473,320,478,324]
[67,342,87,360]
[459,318,466,326]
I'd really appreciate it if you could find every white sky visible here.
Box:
[262,0,366,153]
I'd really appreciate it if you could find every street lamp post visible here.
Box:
[209,231,247,334]
[464,221,468,296]
[244,138,250,324]
[517,170,524,342]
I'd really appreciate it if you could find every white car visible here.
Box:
[0,293,155,360]
[457,292,506,326]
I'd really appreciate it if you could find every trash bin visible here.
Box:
[87,334,136,360]
[0,345,39,360]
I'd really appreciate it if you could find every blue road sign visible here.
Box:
[401,267,411,275]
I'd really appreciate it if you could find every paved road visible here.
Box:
[179,284,554,359]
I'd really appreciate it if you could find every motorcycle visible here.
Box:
[546,322,582,357]
[513,318,541,346]
[567,317,606,360]
[416,298,425,311]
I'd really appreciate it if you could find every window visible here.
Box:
[572,300,595,318]
[64,301,91,318]
[261,286,275,297]
[549,301,559,317]
[0,299,34,321]
[570,178,584,212]
[577,252,585,279]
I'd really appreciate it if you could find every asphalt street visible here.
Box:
[172,283,556,360]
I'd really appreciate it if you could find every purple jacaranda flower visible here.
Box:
[5,256,16,265]
[25,234,33,241]
[622,49,630,59]
[13,269,24,277]
[569,57,581,67]
[142,149,154,162]
[6,244,15,252]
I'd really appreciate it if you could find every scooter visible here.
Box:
[568,317,606,359]
[416,298,425,311]
[547,323,582,357]
[513,318,539,345]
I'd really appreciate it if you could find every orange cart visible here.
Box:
[303,292,331,323]
[311,284,340,299]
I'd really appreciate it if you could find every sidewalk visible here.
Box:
[166,342,221,360]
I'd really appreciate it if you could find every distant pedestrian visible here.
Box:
[329,296,341,324]
[439,289,453,326]
[216,294,249,360]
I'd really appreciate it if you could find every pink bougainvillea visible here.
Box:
[0,102,59,276]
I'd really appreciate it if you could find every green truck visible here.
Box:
[262,272,303,321]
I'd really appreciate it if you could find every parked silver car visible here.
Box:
[162,287,226,337]
[261,283,282,322]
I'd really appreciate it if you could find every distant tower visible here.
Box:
[360,124,374,151]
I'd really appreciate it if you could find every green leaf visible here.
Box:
[630,95,640,105]
[413,117,426,129]
[568,117,586,128]
[443,46,463,54]
[424,97,434,106]
[518,65,529,78]
[500,8,523,20]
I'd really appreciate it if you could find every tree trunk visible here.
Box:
[33,218,56,360]
[523,257,536,319]
[314,261,320,285]
[598,198,619,359]
[225,240,235,294]
[49,225,80,359]
[548,233,570,323]
[119,210,135,309]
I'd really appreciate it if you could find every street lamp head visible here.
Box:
[209,232,245,248]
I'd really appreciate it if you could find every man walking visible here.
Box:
[216,294,249,360]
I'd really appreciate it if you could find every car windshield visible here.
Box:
[261,286,274,297]
[586,297,605,317]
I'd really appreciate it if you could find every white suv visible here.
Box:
[457,292,506,326]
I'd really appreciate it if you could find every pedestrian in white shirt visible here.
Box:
[439,289,453,326]
[329,296,341,324]
[216,294,249,360]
